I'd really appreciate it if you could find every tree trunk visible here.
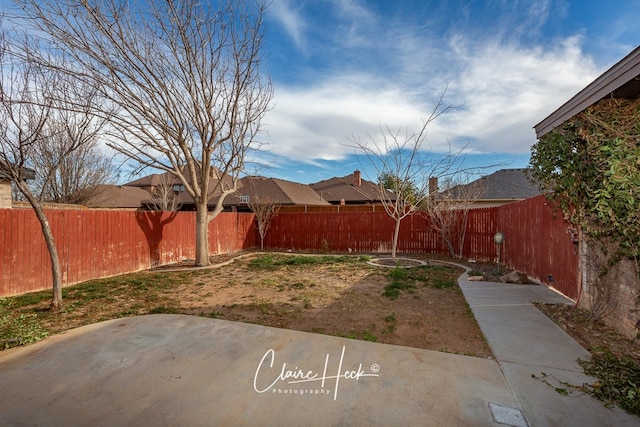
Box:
[31,203,63,309]
[195,204,210,266]
[457,211,469,259]
[391,218,401,259]
[445,237,456,258]
[16,181,64,309]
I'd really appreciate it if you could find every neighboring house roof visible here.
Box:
[310,170,394,204]
[125,173,182,188]
[126,166,227,192]
[83,185,152,209]
[125,167,234,208]
[223,176,330,207]
[535,45,640,138]
[444,169,542,202]
[82,168,409,209]
[91,173,331,209]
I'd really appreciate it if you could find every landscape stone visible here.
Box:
[499,270,529,284]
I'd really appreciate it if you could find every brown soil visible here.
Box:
[157,252,492,358]
[535,303,640,365]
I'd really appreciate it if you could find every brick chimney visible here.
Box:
[353,170,362,187]
[428,177,438,195]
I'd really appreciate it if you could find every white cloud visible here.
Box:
[268,0,307,50]
[328,0,378,48]
[263,2,602,166]
[264,79,428,163]
[330,0,376,22]
[436,36,598,153]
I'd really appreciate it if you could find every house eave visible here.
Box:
[534,45,640,139]
[0,166,36,181]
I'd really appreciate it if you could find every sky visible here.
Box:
[256,0,640,184]
[2,0,638,186]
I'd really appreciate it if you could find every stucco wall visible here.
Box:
[0,179,11,209]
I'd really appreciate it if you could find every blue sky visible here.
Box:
[3,1,638,185]
[256,0,640,184]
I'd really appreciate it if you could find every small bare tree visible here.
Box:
[425,175,486,258]
[249,195,280,250]
[31,126,114,205]
[148,173,182,212]
[0,26,105,309]
[350,91,466,259]
[18,0,273,266]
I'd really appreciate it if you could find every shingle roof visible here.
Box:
[83,185,152,208]
[446,168,542,200]
[226,176,330,206]
[310,171,393,204]
[126,166,224,190]
[126,168,235,207]
[89,171,391,209]
[125,173,182,188]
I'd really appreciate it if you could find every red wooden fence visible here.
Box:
[268,203,499,257]
[266,211,449,253]
[495,196,579,299]
[0,210,256,297]
[1,194,579,300]
[266,195,579,299]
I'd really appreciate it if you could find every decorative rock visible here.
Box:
[499,270,529,284]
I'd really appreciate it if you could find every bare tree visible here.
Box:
[31,126,115,205]
[148,173,182,212]
[350,92,466,259]
[424,175,486,258]
[0,26,104,309]
[249,195,280,250]
[17,0,273,266]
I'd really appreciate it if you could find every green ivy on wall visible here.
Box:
[530,97,640,259]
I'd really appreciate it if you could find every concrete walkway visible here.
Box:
[458,272,638,426]
[0,270,638,426]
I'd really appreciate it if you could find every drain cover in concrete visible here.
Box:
[489,402,528,427]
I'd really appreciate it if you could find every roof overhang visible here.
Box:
[0,162,36,181]
[534,45,640,139]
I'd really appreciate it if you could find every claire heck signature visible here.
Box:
[253,345,380,401]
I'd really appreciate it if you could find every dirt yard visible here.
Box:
[2,252,492,357]
[156,253,493,358]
